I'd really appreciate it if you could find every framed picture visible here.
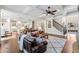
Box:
[11,20,16,26]
[48,21,51,28]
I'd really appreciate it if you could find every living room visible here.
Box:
[0,5,79,53]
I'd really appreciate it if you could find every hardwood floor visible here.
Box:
[1,38,19,53]
[0,33,79,53]
[0,33,19,53]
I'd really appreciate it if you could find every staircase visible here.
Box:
[46,19,66,38]
[53,19,64,32]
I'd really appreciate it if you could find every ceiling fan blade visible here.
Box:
[52,10,57,12]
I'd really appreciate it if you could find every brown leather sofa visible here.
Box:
[23,37,48,53]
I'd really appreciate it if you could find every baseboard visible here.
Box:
[47,33,66,39]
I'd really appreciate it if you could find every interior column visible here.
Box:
[32,21,35,29]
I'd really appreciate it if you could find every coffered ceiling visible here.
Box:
[0,5,78,22]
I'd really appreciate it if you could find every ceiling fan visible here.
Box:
[35,5,58,18]
[45,6,57,15]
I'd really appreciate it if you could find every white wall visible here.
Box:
[1,9,33,32]
[45,14,79,35]
[46,19,63,35]
[34,19,63,35]
[66,14,79,23]
[34,20,46,31]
